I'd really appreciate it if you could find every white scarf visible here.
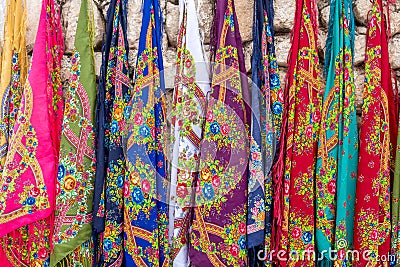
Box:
[168,0,211,265]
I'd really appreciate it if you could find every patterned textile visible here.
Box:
[168,0,211,265]
[315,0,358,266]
[189,0,250,265]
[271,0,322,266]
[50,0,97,265]
[92,0,130,265]
[353,0,398,266]
[123,0,169,265]
[0,0,5,45]
[0,0,27,167]
[247,0,282,264]
[392,82,400,265]
[0,0,63,265]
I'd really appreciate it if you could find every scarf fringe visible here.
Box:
[54,240,94,267]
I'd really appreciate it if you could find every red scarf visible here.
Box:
[353,0,397,266]
[271,0,322,266]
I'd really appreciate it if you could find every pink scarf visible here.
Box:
[0,0,63,264]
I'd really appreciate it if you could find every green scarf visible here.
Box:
[50,0,97,265]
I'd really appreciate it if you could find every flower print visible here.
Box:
[221,124,230,135]
[195,179,201,194]
[270,73,280,87]
[230,244,239,257]
[382,123,388,132]
[124,106,131,118]
[266,131,273,144]
[202,183,214,200]
[130,171,140,185]
[238,222,246,235]
[212,175,221,187]
[176,183,188,198]
[132,187,144,204]
[210,122,220,134]
[318,209,324,218]
[117,175,124,188]
[327,180,336,195]
[64,176,77,191]
[305,125,313,138]
[272,102,282,115]
[104,239,113,252]
[38,248,48,260]
[139,125,150,137]
[30,187,40,197]
[292,227,301,239]
[284,181,290,194]
[26,197,36,205]
[58,165,65,180]
[134,113,143,125]
[141,179,151,194]
[370,229,378,241]
[124,182,130,197]
[114,107,123,121]
[238,235,246,249]
[313,110,321,123]
[111,120,119,133]
[251,152,259,161]
[302,231,312,243]
[201,168,212,182]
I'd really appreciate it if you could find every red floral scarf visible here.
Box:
[353,0,397,266]
[271,0,322,266]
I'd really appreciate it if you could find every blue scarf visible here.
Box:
[123,0,169,265]
[247,0,282,265]
[92,0,130,265]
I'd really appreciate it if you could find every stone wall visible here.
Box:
[3,0,400,112]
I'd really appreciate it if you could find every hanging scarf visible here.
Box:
[123,0,169,265]
[0,0,6,67]
[50,0,97,266]
[92,0,130,265]
[247,0,282,264]
[392,82,400,265]
[189,0,250,265]
[353,0,397,265]
[315,0,358,266]
[271,0,321,266]
[0,0,63,265]
[168,0,211,265]
[0,0,27,167]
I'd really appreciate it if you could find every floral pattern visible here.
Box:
[272,0,322,266]
[247,0,281,258]
[315,1,358,265]
[190,0,250,265]
[353,0,397,266]
[124,0,169,265]
[168,0,211,263]
[92,0,130,265]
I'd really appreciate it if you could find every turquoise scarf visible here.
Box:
[315,0,358,266]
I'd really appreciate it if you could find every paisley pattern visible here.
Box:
[271,0,322,266]
[168,0,211,265]
[315,0,358,266]
[92,0,130,265]
[124,0,169,265]
[353,0,398,266]
[51,0,97,265]
[189,0,250,265]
